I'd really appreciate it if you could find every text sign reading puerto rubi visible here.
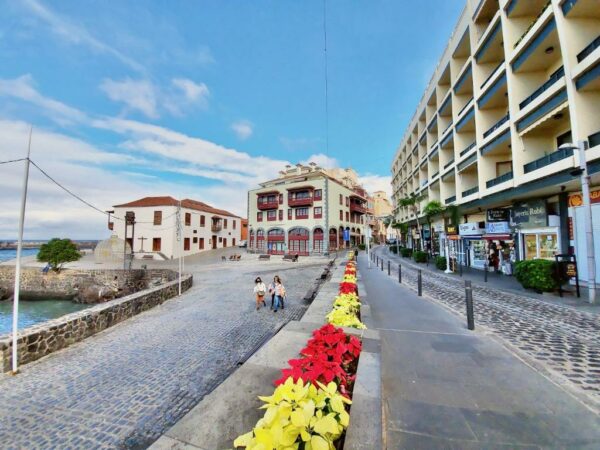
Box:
[513,200,547,228]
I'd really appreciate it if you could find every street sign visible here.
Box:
[343,229,350,242]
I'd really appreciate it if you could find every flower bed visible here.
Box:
[234,253,364,449]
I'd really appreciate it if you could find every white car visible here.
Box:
[238,240,247,248]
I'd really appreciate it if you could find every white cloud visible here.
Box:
[100,78,159,119]
[231,120,253,140]
[0,74,87,125]
[359,174,392,199]
[301,153,339,169]
[171,78,209,103]
[21,0,145,73]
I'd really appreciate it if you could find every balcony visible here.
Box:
[483,113,510,139]
[211,224,222,232]
[257,200,279,210]
[460,142,477,157]
[523,147,574,174]
[519,66,564,110]
[462,186,479,197]
[480,61,504,90]
[486,171,513,188]
[577,35,600,63]
[288,196,313,207]
[444,159,455,170]
[445,195,456,204]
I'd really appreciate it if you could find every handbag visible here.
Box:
[257,289,265,296]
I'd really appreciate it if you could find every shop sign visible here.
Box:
[459,222,483,236]
[486,208,510,222]
[485,221,511,234]
[423,229,431,239]
[412,230,420,239]
[445,224,458,235]
[513,200,547,228]
[343,229,350,242]
[568,217,574,240]
[433,223,444,232]
[568,188,600,207]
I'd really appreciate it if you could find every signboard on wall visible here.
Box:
[486,208,510,222]
[485,221,511,234]
[445,225,458,235]
[513,200,547,228]
[459,222,484,236]
[343,229,350,242]
[568,188,600,207]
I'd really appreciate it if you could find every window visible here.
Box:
[557,130,572,148]
[314,189,322,200]
[224,219,228,229]
[152,238,161,252]
[279,193,283,204]
[346,197,349,207]
[233,238,236,246]
[267,210,277,221]
[288,209,292,220]
[184,238,190,251]
[153,211,162,225]
[346,212,350,222]
[185,213,191,226]
[296,207,309,219]
[199,238,205,250]
[314,207,322,219]
[200,215,205,227]
[279,210,283,220]
[193,237,198,244]
[232,220,236,229]
[339,210,343,220]
[257,211,263,222]
[339,194,343,205]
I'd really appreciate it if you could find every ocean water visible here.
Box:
[0,248,39,263]
[0,299,89,335]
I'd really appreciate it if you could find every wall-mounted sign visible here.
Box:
[513,200,547,228]
[486,208,510,222]
[568,188,600,207]
[445,225,458,235]
[343,229,350,242]
[459,222,484,236]
[485,221,511,234]
[568,217,574,240]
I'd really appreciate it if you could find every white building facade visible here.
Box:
[111,196,242,260]
[247,164,369,255]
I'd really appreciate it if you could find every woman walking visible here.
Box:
[253,277,267,310]
[273,275,286,313]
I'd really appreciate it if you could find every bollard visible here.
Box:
[380,259,384,271]
[459,260,463,277]
[398,264,402,283]
[388,260,390,275]
[465,280,475,330]
[417,269,422,296]
[484,263,488,282]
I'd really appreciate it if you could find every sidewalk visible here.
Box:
[357,252,600,449]
[380,246,600,315]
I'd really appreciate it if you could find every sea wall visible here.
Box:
[0,267,177,301]
[0,273,193,372]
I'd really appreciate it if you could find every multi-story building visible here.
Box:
[370,191,394,243]
[111,196,242,259]
[391,0,600,281]
[247,163,369,255]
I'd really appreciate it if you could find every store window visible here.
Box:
[524,233,558,260]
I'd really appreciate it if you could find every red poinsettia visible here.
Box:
[339,282,358,294]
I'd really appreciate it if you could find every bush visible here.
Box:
[389,245,401,254]
[357,243,366,250]
[435,256,447,271]
[514,259,564,292]
[413,251,428,263]
[400,248,413,258]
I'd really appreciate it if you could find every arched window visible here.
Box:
[313,228,324,253]
[267,228,285,254]
[249,230,255,249]
[288,227,309,256]
[329,228,337,250]
[256,229,265,252]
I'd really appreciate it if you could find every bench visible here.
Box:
[142,255,154,260]
[258,254,271,260]
[282,254,299,262]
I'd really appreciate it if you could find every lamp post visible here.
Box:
[444,234,452,274]
[561,141,595,304]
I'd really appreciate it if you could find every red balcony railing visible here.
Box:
[350,203,366,214]
[257,200,279,210]
[211,224,222,232]
[288,196,313,207]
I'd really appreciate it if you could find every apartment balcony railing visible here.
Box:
[287,196,313,207]
[513,2,552,49]
[483,113,510,139]
[431,170,440,179]
[577,35,600,63]
[350,203,367,214]
[460,142,477,157]
[211,224,222,232]
[486,171,513,188]
[480,61,504,90]
[457,98,474,119]
[519,66,564,110]
[444,159,455,169]
[523,147,574,174]
[257,200,279,210]
[462,186,479,197]
[445,195,456,204]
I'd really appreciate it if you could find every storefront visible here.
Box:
[568,189,600,285]
[484,208,515,275]
[514,200,560,261]
[459,222,486,269]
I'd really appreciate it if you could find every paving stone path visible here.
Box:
[373,247,600,403]
[0,258,328,449]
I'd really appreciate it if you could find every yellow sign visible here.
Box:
[569,188,600,207]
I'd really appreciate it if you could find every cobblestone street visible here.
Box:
[0,255,328,449]
[373,246,600,405]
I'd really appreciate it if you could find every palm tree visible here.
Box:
[422,200,445,255]
[399,194,425,250]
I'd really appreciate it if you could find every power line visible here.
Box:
[0,158,27,165]
[323,0,330,157]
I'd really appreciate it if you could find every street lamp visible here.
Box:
[560,141,595,304]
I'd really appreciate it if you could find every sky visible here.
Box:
[0,0,464,240]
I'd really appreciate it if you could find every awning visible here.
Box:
[460,235,483,240]
[482,234,512,240]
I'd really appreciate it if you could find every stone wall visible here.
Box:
[0,267,177,300]
[0,274,193,372]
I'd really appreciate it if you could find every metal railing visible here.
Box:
[457,98,474,119]
[445,195,456,204]
[480,61,504,89]
[577,35,600,62]
[462,186,479,197]
[444,159,455,169]
[483,113,509,139]
[486,171,513,188]
[523,147,573,174]
[519,66,564,110]
[460,142,477,157]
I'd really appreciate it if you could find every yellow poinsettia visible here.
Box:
[326,307,366,329]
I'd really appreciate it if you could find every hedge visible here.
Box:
[434,256,447,271]
[413,251,427,263]
[514,259,566,292]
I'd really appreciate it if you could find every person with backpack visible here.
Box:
[253,277,267,310]
[273,275,286,313]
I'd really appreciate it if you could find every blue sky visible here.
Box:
[0,0,463,239]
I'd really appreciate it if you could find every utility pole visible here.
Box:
[365,214,371,268]
[11,126,32,374]
[176,201,182,296]
[577,141,595,303]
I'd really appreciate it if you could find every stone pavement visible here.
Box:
[358,252,600,449]
[373,246,600,406]
[0,251,329,449]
